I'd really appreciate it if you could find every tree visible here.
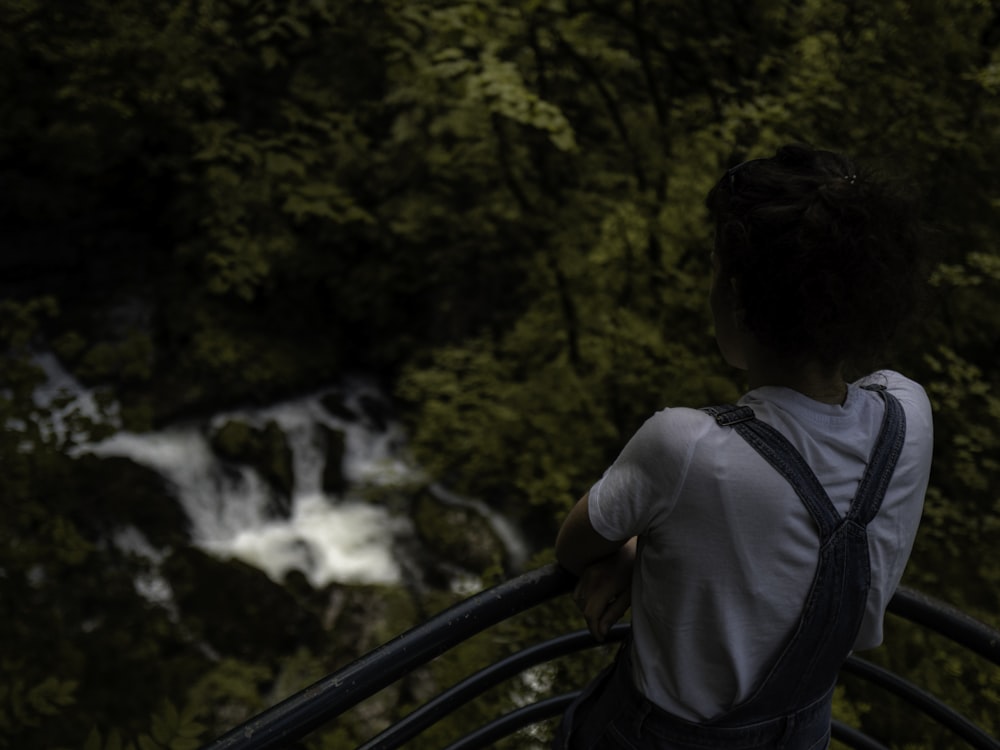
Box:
[2,0,998,746]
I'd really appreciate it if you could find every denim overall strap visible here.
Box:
[846,386,907,526]
[703,388,906,726]
[702,403,840,540]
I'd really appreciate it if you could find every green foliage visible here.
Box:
[413,491,506,572]
[0,675,78,745]
[836,615,1000,747]
[80,701,206,750]
[142,702,206,750]
[76,332,154,384]
[3,0,1000,746]
[0,297,58,351]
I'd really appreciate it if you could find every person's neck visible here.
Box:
[746,351,847,405]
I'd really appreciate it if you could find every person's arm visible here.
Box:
[556,492,637,641]
[573,537,636,641]
[554,491,626,575]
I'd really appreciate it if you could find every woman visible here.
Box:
[553,145,934,749]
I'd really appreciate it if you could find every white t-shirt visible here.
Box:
[587,370,933,722]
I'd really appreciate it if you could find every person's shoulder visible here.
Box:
[855,370,932,423]
[855,369,928,401]
[627,405,719,450]
[644,404,721,431]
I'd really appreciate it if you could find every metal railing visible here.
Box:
[201,565,1000,750]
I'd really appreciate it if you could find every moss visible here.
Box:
[209,418,294,498]
[162,547,326,661]
[211,419,252,459]
[259,421,294,496]
[59,454,189,548]
[412,490,505,575]
[118,398,155,433]
[325,583,419,660]
[75,331,154,384]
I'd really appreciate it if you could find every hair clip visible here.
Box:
[845,174,857,185]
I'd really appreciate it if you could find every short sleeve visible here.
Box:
[851,369,934,649]
[853,369,934,474]
[853,371,932,422]
[587,408,707,541]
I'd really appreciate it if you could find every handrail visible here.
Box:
[830,721,891,750]
[886,586,1000,664]
[841,656,998,750]
[201,565,575,750]
[358,624,630,750]
[200,565,1000,750]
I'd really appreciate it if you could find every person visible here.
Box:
[552,144,934,750]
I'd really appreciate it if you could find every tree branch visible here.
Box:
[554,32,648,192]
[632,0,670,201]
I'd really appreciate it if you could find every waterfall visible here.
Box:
[80,383,415,587]
[32,350,122,442]
[35,356,529,589]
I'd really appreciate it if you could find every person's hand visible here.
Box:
[572,538,636,642]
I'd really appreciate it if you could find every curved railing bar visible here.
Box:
[438,706,918,750]
[201,565,575,750]
[841,656,1000,750]
[200,566,1000,750]
[432,699,900,750]
[888,587,1000,666]
[830,721,891,750]
[435,704,898,750]
[379,645,980,750]
[440,693,575,750]
[359,625,629,750]
[382,694,901,750]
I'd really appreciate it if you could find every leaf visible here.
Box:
[150,708,172,744]
[84,728,103,750]
[265,152,306,177]
[279,15,311,39]
[26,677,77,716]
[261,46,285,70]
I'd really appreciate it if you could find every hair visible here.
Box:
[706,143,928,371]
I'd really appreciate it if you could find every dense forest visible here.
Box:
[2,0,999,747]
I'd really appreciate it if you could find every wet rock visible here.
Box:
[358,393,391,432]
[320,389,393,433]
[320,424,347,495]
[209,418,294,500]
[411,490,505,575]
[323,583,418,663]
[319,390,357,423]
[162,547,325,660]
[68,454,189,548]
[282,569,316,601]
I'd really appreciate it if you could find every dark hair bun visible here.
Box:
[706,144,927,368]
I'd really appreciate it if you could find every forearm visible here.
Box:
[555,491,627,575]
[570,536,637,641]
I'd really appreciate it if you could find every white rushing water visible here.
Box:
[80,382,416,587]
[35,355,527,589]
[32,350,122,443]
